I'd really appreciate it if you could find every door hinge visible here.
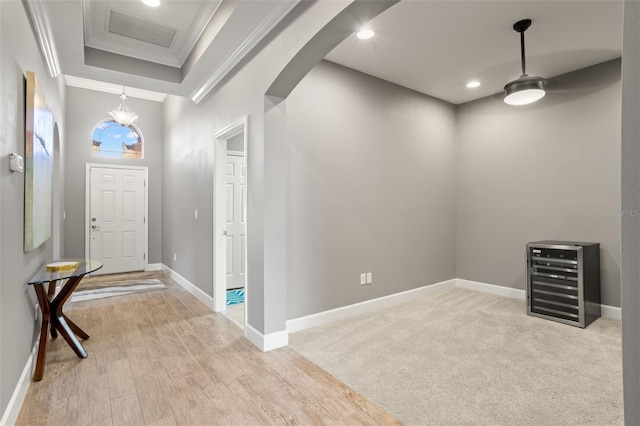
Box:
[144,180,147,187]
[144,217,146,223]
[144,253,146,260]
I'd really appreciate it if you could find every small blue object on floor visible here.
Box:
[227,288,245,305]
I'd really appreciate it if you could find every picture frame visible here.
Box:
[24,71,54,252]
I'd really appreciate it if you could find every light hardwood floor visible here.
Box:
[17,272,399,426]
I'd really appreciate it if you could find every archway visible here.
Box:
[247,0,399,350]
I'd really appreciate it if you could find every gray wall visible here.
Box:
[162,95,215,298]
[64,87,164,264]
[286,60,457,318]
[0,1,67,416]
[162,1,352,332]
[456,59,621,307]
[621,1,640,422]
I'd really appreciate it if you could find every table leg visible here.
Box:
[47,281,58,339]
[31,271,95,380]
[33,284,50,382]
[54,316,87,358]
[50,275,90,359]
[52,275,83,311]
[62,313,89,340]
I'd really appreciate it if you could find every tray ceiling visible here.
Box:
[83,0,221,68]
[24,0,300,102]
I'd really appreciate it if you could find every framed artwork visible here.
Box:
[24,71,54,252]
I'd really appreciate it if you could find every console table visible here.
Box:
[27,259,103,381]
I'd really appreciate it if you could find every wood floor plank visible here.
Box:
[133,371,175,424]
[15,379,55,425]
[16,272,399,426]
[47,393,81,426]
[107,359,136,400]
[78,361,111,426]
[110,393,144,426]
[85,418,112,426]
[145,416,177,426]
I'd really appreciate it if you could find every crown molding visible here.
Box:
[190,0,300,103]
[176,0,223,67]
[64,75,167,102]
[23,0,61,78]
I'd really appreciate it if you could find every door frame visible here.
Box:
[213,117,248,317]
[85,163,149,272]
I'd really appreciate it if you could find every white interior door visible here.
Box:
[89,166,146,275]
[226,153,246,289]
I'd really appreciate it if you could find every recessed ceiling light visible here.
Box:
[357,28,375,40]
[466,81,481,89]
[141,0,160,7]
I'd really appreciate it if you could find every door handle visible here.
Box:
[91,225,100,230]
[222,230,228,236]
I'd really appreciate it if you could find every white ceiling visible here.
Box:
[26,0,299,102]
[326,0,623,105]
[26,0,624,105]
[83,0,221,68]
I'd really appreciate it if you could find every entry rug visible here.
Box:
[227,288,245,305]
[70,278,165,302]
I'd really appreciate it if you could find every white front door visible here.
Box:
[89,166,146,275]
[226,153,246,289]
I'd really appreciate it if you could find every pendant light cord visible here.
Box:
[520,30,526,76]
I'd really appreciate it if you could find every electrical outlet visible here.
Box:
[173,253,177,261]
[34,303,39,321]
[195,209,198,220]
[360,273,366,285]
[366,272,372,284]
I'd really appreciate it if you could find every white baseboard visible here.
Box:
[601,304,622,320]
[145,263,162,272]
[245,324,288,352]
[456,279,526,300]
[455,278,621,320]
[287,279,456,333]
[162,264,214,310]
[0,345,37,426]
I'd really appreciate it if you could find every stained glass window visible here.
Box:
[91,119,143,159]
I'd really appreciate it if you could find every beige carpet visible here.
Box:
[289,288,623,426]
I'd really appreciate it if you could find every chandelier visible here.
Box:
[109,87,138,127]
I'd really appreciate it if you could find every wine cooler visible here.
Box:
[526,241,601,328]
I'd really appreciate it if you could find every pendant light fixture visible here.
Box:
[109,87,138,127]
[504,19,546,106]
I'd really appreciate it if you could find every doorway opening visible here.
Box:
[213,117,248,332]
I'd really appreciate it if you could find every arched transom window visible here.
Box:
[92,119,144,159]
